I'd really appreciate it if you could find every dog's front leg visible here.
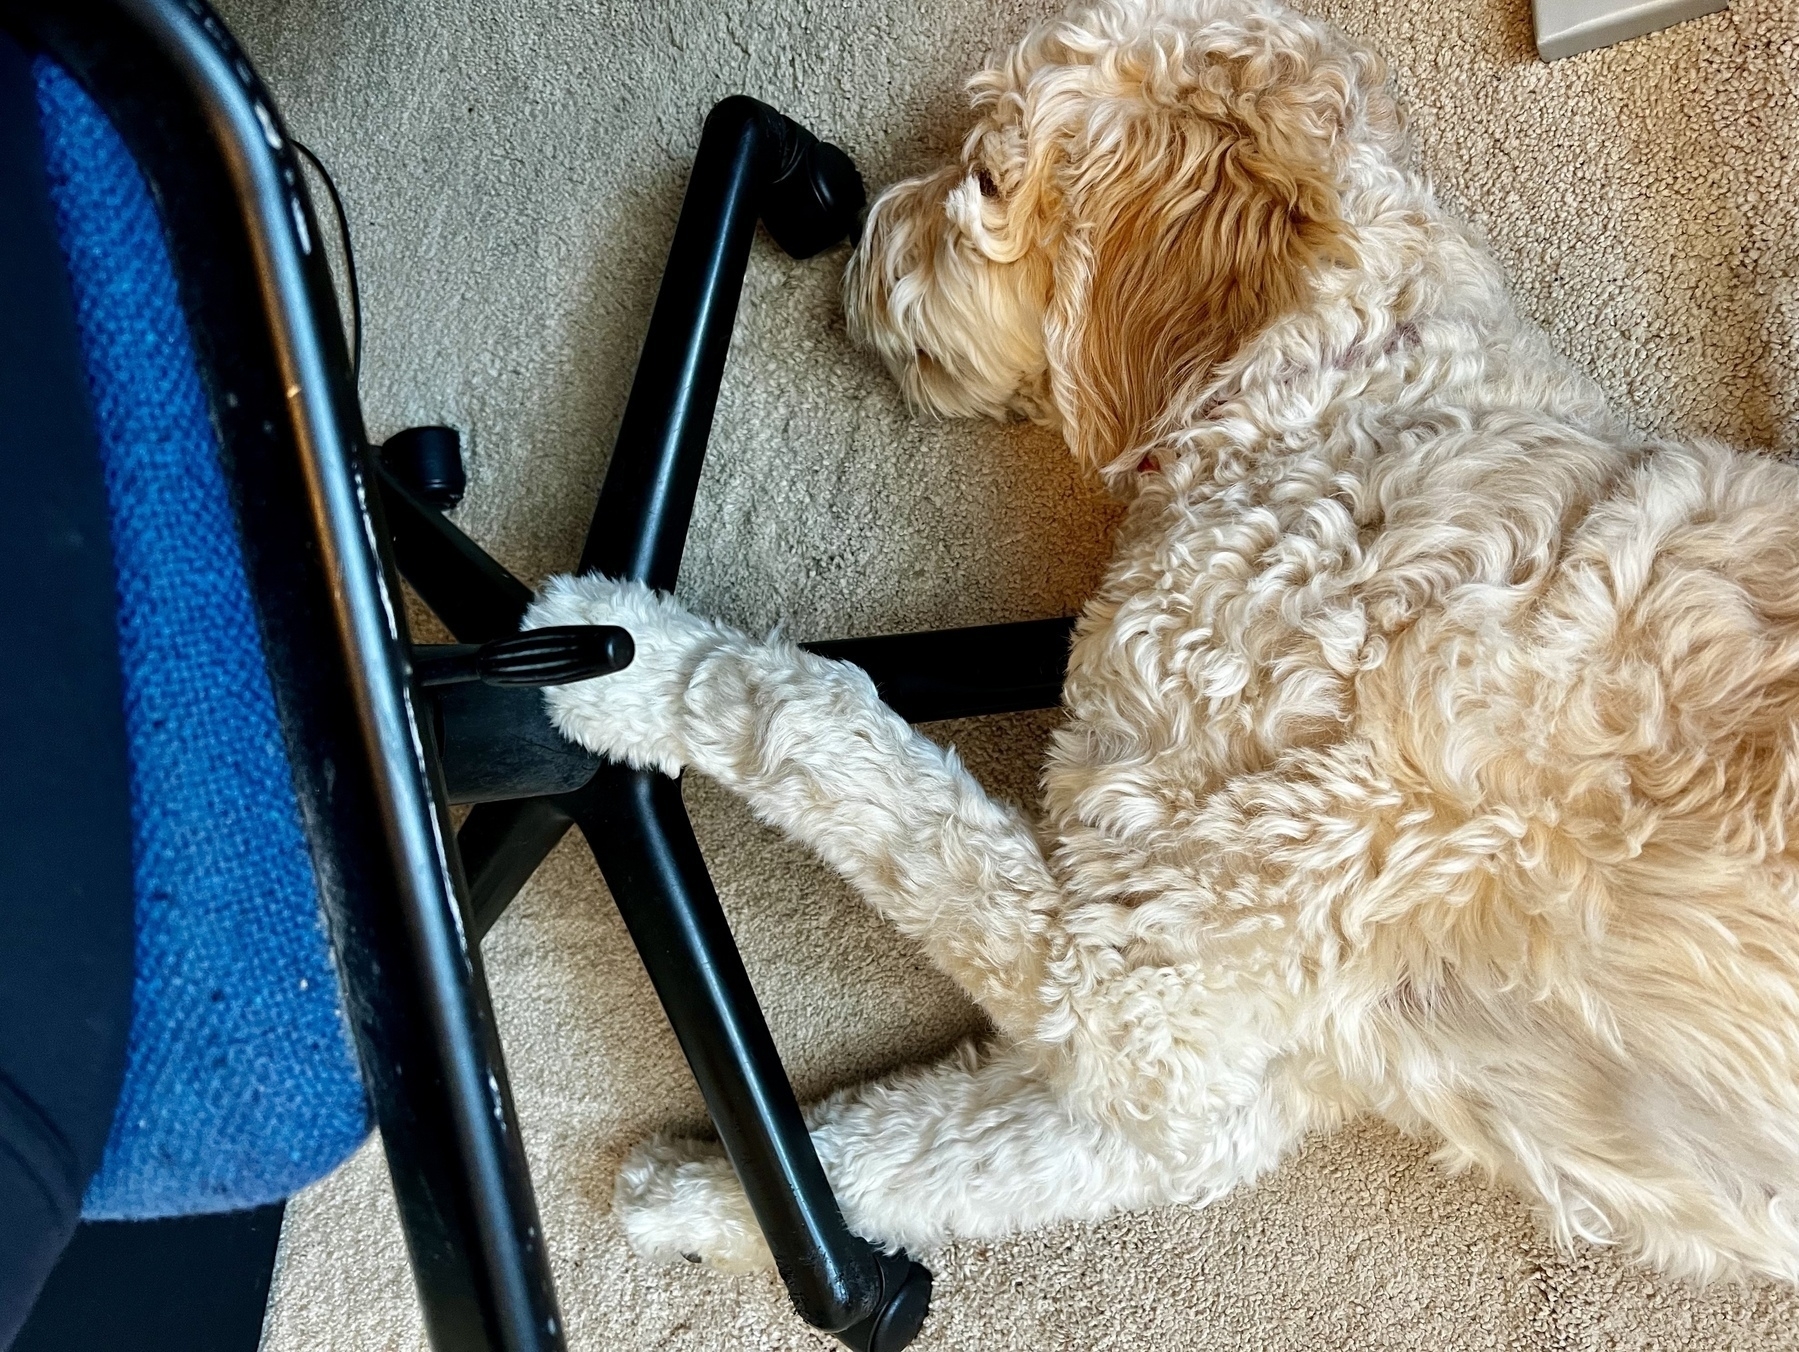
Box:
[614,1037,1188,1270]
[530,575,1065,1034]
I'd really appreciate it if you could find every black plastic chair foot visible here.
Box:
[382,424,466,510]
[833,1251,931,1352]
[758,115,865,259]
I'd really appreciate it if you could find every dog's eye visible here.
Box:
[974,167,1000,200]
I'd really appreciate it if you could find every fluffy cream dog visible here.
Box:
[532,0,1799,1285]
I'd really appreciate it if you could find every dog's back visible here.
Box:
[1045,400,1799,1277]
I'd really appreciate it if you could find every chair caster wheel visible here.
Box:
[382,425,466,510]
[760,127,865,259]
[835,1251,932,1352]
[700,97,866,261]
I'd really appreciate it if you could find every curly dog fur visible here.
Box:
[534,0,1799,1285]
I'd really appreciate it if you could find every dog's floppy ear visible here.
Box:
[1047,57,1352,472]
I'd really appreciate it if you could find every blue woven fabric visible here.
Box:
[32,59,370,1219]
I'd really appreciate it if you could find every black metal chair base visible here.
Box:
[381,95,1070,1349]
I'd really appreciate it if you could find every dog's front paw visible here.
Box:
[614,1134,772,1273]
[526,575,734,776]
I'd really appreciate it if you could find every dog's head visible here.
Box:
[844,0,1380,477]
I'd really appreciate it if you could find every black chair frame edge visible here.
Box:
[6,1,1077,1348]
[4,2,563,1347]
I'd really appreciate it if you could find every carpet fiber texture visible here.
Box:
[220,0,1799,1346]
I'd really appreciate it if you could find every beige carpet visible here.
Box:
[216,0,1799,1346]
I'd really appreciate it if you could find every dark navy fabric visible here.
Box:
[32,58,370,1219]
[0,30,135,1345]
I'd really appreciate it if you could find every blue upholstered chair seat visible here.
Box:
[33,57,370,1219]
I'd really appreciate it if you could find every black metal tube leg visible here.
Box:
[564,94,923,1347]
[461,797,576,943]
[580,96,863,586]
[567,763,880,1332]
[377,464,534,644]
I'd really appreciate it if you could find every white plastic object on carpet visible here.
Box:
[1533,0,1727,60]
